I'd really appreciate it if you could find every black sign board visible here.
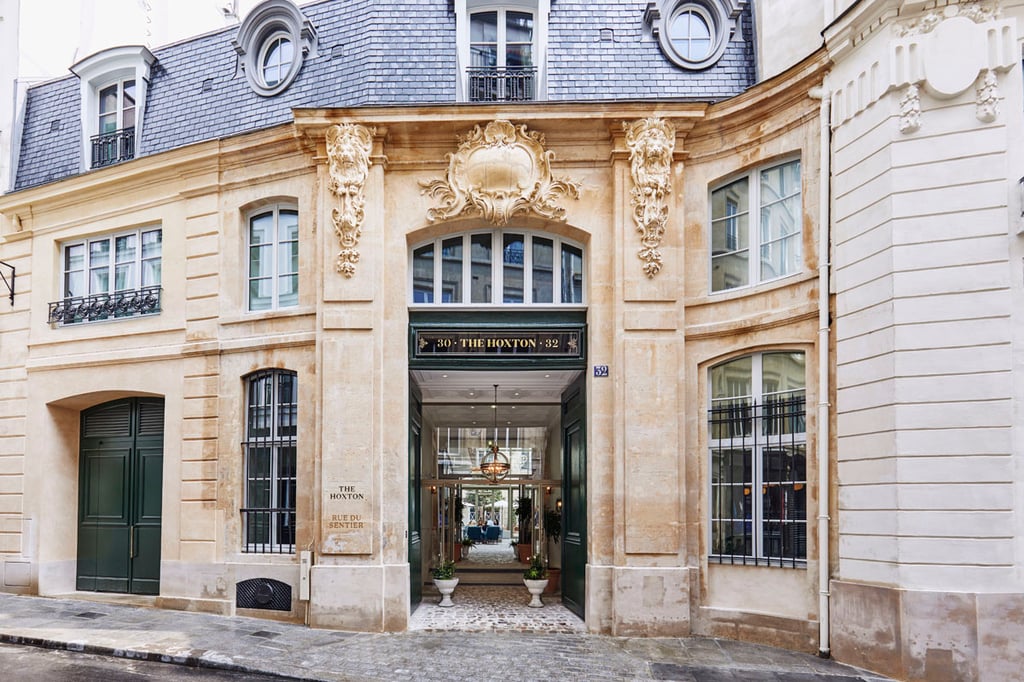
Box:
[415,328,583,358]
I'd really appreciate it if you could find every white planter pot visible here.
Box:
[433,577,459,607]
[523,578,548,607]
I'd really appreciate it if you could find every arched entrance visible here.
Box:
[76,398,164,595]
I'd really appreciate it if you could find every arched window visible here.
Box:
[242,369,297,553]
[410,230,584,305]
[708,351,806,567]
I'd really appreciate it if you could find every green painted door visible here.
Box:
[408,387,423,609]
[77,398,164,595]
[561,375,586,618]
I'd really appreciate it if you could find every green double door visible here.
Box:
[77,398,164,595]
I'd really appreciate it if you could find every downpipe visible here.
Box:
[808,82,832,659]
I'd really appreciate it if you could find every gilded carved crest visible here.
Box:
[624,118,675,278]
[421,120,579,225]
[326,123,374,277]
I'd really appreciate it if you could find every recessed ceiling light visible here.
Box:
[470,406,475,410]
[544,374,551,378]
[441,374,448,379]
[514,391,520,396]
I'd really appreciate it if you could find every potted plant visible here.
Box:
[514,496,533,563]
[460,537,474,560]
[522,554,548,607]
[431,559,458,607]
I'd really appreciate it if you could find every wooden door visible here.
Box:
[77,398,163,595]
[408,386,423,609]
[561,375,586,618]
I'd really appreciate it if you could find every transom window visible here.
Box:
[49,227,162,325]
[708,352,807,567]
[410,231,584,305]
[248,206,298,311]
[710,159,801,293]
[243,369,297,554]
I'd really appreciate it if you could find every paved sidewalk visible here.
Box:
[0,592,894,681]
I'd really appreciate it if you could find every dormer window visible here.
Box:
[644,0,747,71]
[456,1,549,102]
[71,46,155,171]
[233,0,317,97]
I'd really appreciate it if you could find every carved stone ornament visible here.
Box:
[895,1,998,37]
[624,117,675,278]
[898,84,922,134]
[975,69,1001,122]
[326,123,374,277]
[420,120,580,225]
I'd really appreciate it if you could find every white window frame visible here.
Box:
[708,351,807,567]
[709,157,802,293]
[61,226,162,299]
[455,0,549,102]
[409,229,585,307]
[247,205,299,312]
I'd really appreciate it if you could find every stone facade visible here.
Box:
[826,1,1024,680]
[2,1,1024,680]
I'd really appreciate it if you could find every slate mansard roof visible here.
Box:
[12,0,756,192]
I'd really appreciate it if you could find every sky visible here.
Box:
[15,0,262,80]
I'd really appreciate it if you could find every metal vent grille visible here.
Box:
[236,578,291,611]
[137,399,164,436]
[83,402,132,437]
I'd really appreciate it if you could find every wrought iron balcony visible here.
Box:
[47,286,161,325]
[241,508,296,554]
[468,67,537,102]
[90,127,135,168]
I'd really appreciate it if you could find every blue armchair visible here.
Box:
[467,526,484,543]
[484,525,501,543]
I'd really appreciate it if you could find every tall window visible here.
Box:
[92,79,136,167]
[468,9,536,101]
[411,230,584,305]
[243,369,297,553]
[709,352,806,567]
[248,207,298,311]
[710,159,801,292]
[50,227,162,324]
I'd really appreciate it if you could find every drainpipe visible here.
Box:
[808,82,832,659]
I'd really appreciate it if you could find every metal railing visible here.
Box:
[47,286,162,325]
[468,67,537,102]
[241,508,296,554]
[91,127,135,168]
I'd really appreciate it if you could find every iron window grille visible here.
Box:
[709,353,807,568]
[48,285,162,325]
[242,369,297,554]
[468,66,536,102]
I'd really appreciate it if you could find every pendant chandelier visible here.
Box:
[479,384,511,484]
